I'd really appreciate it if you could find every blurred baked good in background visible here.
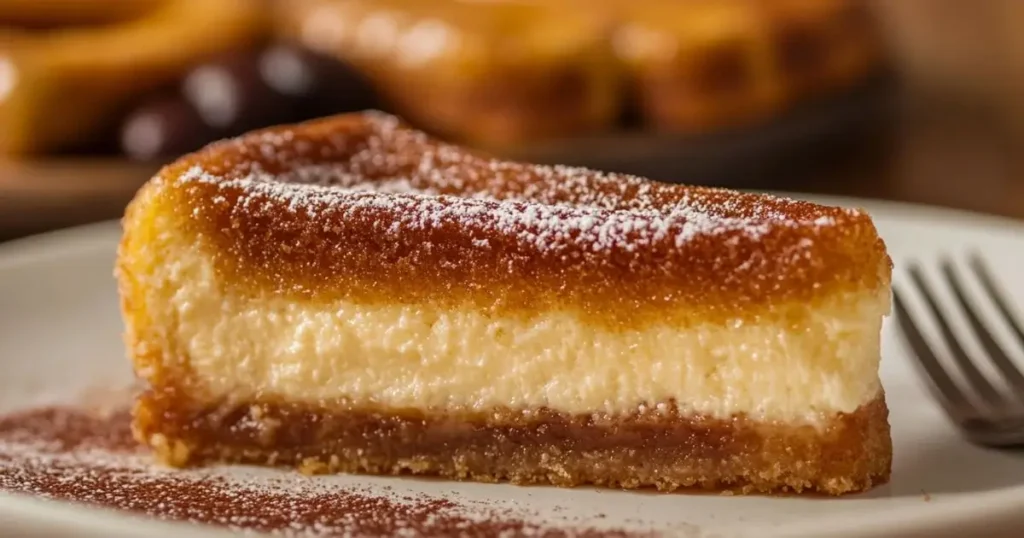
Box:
[280,0,622,149]
[279,0,884,148]
[0,0,888,161]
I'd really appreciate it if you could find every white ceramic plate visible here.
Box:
[2,195,1024,538]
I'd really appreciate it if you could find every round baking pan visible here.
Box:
[0,76,897,241]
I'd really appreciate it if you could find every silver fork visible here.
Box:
[893,253,1024,447]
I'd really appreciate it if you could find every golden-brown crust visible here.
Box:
[130,111,891,325]
[133,391,891,496]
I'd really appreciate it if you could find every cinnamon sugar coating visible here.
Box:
[134,111,890,323]
[133,392,892,496]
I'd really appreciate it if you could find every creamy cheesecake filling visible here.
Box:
[133,223,889,425]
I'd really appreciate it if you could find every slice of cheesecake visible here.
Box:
[116,111,892,495]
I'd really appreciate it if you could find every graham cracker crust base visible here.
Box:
[133,392,891,496]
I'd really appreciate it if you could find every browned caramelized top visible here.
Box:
[144,111,890,323]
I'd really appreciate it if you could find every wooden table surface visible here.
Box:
[2,99,1022,243]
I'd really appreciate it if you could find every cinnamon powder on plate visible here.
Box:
[0,406,645,537]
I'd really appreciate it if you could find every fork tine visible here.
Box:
[907,264,1006,409]
[941,258,1024,400]
[892,287,976,419]
[969,253,1024,352]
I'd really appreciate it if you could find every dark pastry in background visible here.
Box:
[116,44,379,161]
[119,95,218,162]
[259,43,379,121]
[181,50,291,135]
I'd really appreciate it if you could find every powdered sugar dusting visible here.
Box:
[176,111,857,256]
